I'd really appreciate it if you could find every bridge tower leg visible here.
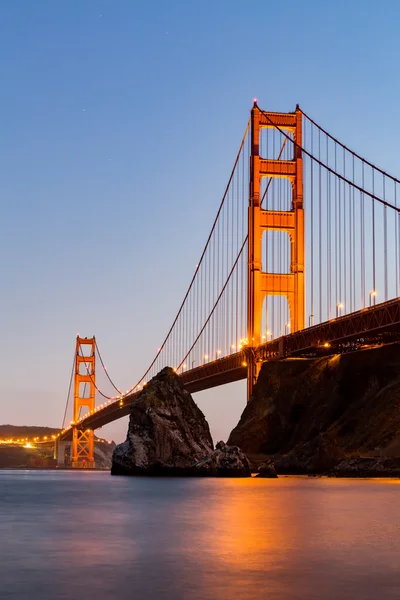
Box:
[72,336,96,468]
[247,102,304,401]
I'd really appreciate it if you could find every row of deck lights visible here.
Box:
[174,334,282,374]
[68,382,149,428]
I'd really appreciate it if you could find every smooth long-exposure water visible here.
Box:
[0,471,399,599]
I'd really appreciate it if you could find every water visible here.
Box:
[0,471,399,599]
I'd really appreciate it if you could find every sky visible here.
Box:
[1,0,400,444]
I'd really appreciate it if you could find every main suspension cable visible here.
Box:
[95,340,121,394]
[176,137,289,369]
[300,108,400,185]
[78,347,114,401]
[177,237,248,370]
[260,107,400,213]
[132,119,251,391]
[61,348,76,429]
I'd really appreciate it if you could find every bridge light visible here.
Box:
[323,342,330,348]
[204,354,208,360]
[231,344,236,349]
[336,302,343,318]
[369,290,377,306]
[242,361,247,367]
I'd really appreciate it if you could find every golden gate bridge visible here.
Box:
[56,101,400,467]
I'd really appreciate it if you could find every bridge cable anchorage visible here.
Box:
[300,108,400,185]
[128,119,251,391]
[62,346,76,429]
[95,340,122,395]
[259,108,400,213]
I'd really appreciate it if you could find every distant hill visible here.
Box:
[0,424,116,469]
[0,425,60,440]
[0,425,109,443]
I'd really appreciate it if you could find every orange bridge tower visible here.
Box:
[72,336,96,468]
[247,102,304,400]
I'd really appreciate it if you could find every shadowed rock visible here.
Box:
[192,441,251,477]
[228,344,400,475]
[111,367,213,475]
[333,457,400,478]
[256,462,278,478]
[273,432,343,474]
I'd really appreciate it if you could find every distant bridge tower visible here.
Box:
[72,336,96,468]
[247,102,304,400]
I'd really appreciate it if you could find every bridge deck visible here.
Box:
[59,298,400,439]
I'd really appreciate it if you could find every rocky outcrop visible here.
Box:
[192,441,251,477]
[333,457,400,478]
[256,462,278,478]
[111,367,213,475]
[271,432,344,474]
[228,343,400,475]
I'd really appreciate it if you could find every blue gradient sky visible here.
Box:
[1,1,400,443]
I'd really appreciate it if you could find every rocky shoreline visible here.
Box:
[112,344,400,479]
[248,454,400,478]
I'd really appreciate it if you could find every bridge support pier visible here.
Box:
[246,354,262,402]
[247,102,304,401]
[71,337,96,468]
[54,440,70,467]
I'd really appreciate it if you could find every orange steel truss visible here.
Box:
[72,336,96,468]
[247,102,304,400]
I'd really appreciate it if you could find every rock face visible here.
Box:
[228,343,400,475]
[273,432,343,474]
[193,441,251,477]
[111,367,213,475]
[333,457,400,478]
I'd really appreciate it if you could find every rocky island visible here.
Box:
[111,367,251,477]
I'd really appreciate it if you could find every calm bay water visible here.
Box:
[0,471,399,599]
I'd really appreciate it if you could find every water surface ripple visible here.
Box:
[0,471,399,599]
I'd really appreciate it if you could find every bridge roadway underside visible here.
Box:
[60,298,400,439]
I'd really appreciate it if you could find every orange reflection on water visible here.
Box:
[180,477,299,597]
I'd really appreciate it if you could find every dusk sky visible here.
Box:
[1,0,400,443]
